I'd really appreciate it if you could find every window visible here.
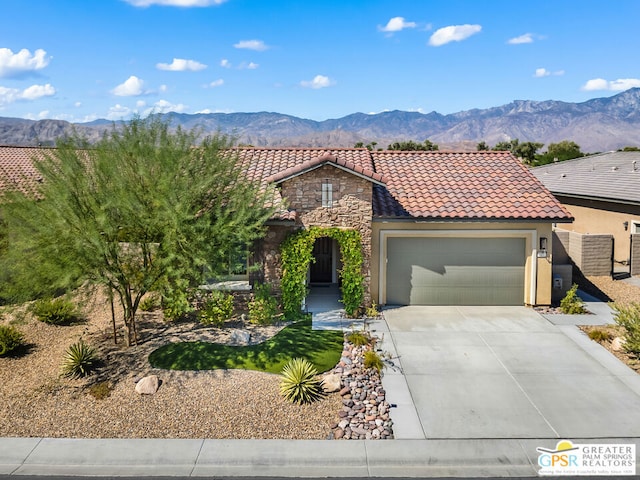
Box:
[322,182,333,207]
[633,221,640,234]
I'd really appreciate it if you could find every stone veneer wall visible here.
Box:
[255,164,374,306]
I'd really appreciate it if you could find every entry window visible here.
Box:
[321,182,333,207]
[633,222,640,234]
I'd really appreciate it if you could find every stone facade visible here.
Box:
[252,164,374,306]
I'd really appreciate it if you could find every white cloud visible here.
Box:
[142,99,188,116]
[300,75,335,89]
[428,24,482,46]
[508,33,534,45]
[21,83,56,100]
[208,79,224,87]
[246,62,259,69]
[74,101,82,107]
[581,77,640,91]
[0,83,55,107]
[0,48,51,78]
[156,58,207,71]
[124,0,226,7]
[195,108,233,114]
[220,58,231,68]
[534,68,563,78]
[379,16,417,33]
[111,75,147,96]
[159,84,168,93]
[107,104,134,120]
[234,40,269,51]
[136,100,147,108]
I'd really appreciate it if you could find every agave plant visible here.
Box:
[279,357,325,405]
[61,339,98,378]
[0,324,25,356]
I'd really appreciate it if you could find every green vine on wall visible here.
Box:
[280,226,364,319]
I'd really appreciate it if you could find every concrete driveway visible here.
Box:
[377,306,640,440]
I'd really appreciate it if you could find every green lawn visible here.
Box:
[148,318,343,374]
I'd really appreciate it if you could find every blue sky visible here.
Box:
[1,0,639,123]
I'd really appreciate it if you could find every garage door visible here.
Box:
[386,237,526,305]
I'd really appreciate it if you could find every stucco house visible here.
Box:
[0,145,572,307]
[532,151,640,275]
[235,147,572,306]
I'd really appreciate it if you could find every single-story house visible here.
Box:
[532,151,640,271]
[0,145,572,307]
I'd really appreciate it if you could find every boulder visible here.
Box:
[230,330,251,345]
[135,375,160,395]
[321,373,342,393]
[611,337,625,352]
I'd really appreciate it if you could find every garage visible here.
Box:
[385,236,526,305]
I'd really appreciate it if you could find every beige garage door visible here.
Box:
[386,237,526,305]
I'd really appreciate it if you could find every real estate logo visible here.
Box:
[537,440,636,476]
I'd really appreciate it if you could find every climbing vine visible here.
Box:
[280,227,364,319]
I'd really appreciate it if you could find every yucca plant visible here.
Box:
[61,339,98,378]
[279,357,325,405]
[0,324,25,356]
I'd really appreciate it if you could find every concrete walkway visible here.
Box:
[2,295,640,477]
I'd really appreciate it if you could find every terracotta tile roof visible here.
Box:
[371,150,573,221]
[264,153,387,185]
[0,145,571,222]
[0,146,46,197]
[233,147,376,184]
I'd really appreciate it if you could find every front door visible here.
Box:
[310,237,333,283]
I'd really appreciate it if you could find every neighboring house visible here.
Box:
[532,151,640,271]
[0,145,572,307]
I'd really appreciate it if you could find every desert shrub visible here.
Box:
[0,324,25,356]
[198,291,234,327]
[30,297,78,325]
[279,357,325,405]
[363,350,384,373]
[161,289,193,321]
[588,328,612,342]
[347,330,371,347]
[88,381,113,400]
[364,302,380,319]
[613,302,640,355]
[560,284,586,314]
[248,283,278,325]
[61,339,98,378]
[139,294,160,312]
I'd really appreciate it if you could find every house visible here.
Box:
[0,145,572,307]
[236,147,572,306]
[532,151,640,275]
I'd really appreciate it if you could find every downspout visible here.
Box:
[530,230,538,306]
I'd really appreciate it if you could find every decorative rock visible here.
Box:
[321,373,342,393]
[135,375,160,395]
[230,330,251,344]
[611,337,625,351]
[339,386,351,396]
[334,428,344,439]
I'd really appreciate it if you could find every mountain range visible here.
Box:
[3,88,640,152]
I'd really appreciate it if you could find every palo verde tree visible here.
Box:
[0,116,276,345]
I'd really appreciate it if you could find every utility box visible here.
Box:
[552,264,572,304]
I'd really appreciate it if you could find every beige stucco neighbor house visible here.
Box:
[532,151,640,272]
[1,145,572,307]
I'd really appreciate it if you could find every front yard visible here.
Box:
[0,293,343,439]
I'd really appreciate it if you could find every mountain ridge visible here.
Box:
[3,89,640,152]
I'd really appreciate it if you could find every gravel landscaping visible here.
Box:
[0,293,344,439]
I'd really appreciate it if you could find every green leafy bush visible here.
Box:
[363,350,384,372]
[279,357,325,405]
[162,289,193,321]
[31,297,78,325]
[0,324,25,356]
[248,283,278,325]
[560,284,586,314]
[61,339,98,378]
[139,294,160,312]
[198,291,234,327]
[347,330,371,347]
[613,302,640,355]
